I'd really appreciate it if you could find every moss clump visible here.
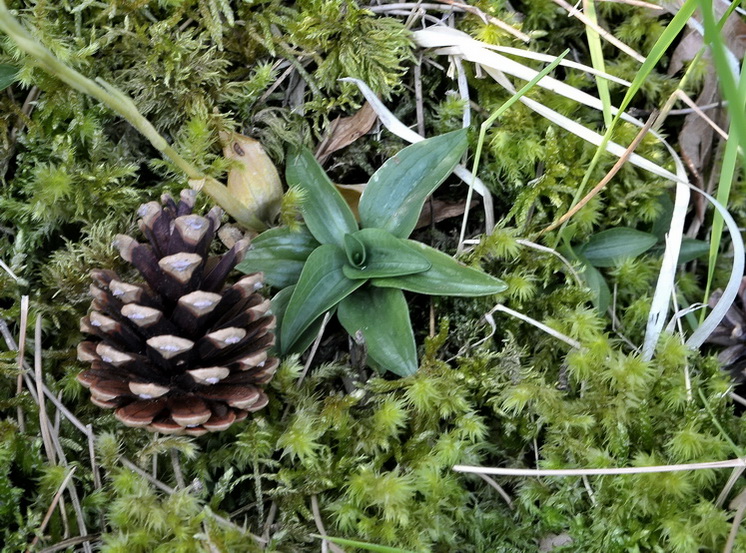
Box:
[1,0,744,551]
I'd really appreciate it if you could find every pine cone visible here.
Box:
[77,190,278,435]
[706,277,746,382]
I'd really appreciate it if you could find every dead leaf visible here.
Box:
[220,131,283,227]
[315,102,378,165]
[415,198,479,229]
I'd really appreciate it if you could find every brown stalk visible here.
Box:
[28,467,77,552]
[543,110,658,234]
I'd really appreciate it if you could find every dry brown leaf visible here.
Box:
[415,198,479,229]
[315,102,378,164]
[664,2,746,178]
[220,131,283,227]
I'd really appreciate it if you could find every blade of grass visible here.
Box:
[312,535,416,553]
[700,1,746,316]
[583,0,612,127]
[458,49,569,250]
[549,0,698,244]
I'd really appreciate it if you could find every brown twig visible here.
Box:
[28,467,77,552]
[543,110,658,234]
[38,534,101,553]
[15,295,29,431]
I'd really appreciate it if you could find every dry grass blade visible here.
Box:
[28,467,77,552]
[724,487,746,553]
[543,110,659,233]
[486,304,581,349]
[38,534,101,553]
[454,458,746,476]
[34,316,56,464]
[311,495,346,553]
[675,89,729,140]
[600,0,664,9]
[476,473,514,508]
[551,0,646,62]
[16,295,29,431]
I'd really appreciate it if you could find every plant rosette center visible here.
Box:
[238,129,507,376]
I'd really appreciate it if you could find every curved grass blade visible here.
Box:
[342,229,430,280]
[236,225,319,288]
[286,147,358,247]
[371,240,507,296]
[281,244,365,352]
[358,129,468,237]
[337,287,418,376]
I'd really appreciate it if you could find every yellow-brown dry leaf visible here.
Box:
[220,131,283,228]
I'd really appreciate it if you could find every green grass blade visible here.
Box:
[700,1,746,312]
[583,0,612,127]
[312,535,416,553]
[554,0,698,244]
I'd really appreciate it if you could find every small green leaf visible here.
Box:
[651,238,710,265]
[0,65,18,91]
[343,233,367,268]
[286,148,358,247]
[371,240,508,296]
[578,228,658,267]
[678,238,710,264]
[281,244,365,353]
[342,229,431,280]
[579,261,610,313]
[358,129,468,237]
[337,287,418,377]
[270,286,327,355]
[236,225,319,288]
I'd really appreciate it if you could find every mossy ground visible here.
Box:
[1,1,745,552]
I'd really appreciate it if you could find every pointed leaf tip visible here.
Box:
[286,148,357,247]
[359,129,468,237]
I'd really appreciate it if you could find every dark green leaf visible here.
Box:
[358,129,468,237]
[270,286,327,355]
[579,261,610,313]
[342,229,430,280]
[343,233,367,268]
[371,240,508,296]
[0,65,18,91]
[651,238,710,265]
[281,244,365,353]
[578,228,658,267]
[678,238,710,264]
[286,148,357,247]
[236,225,319,288]
[337,287,418,377]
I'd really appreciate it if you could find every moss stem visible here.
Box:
[0,1,265,230]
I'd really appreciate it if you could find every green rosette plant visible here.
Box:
[238,129,507,376]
